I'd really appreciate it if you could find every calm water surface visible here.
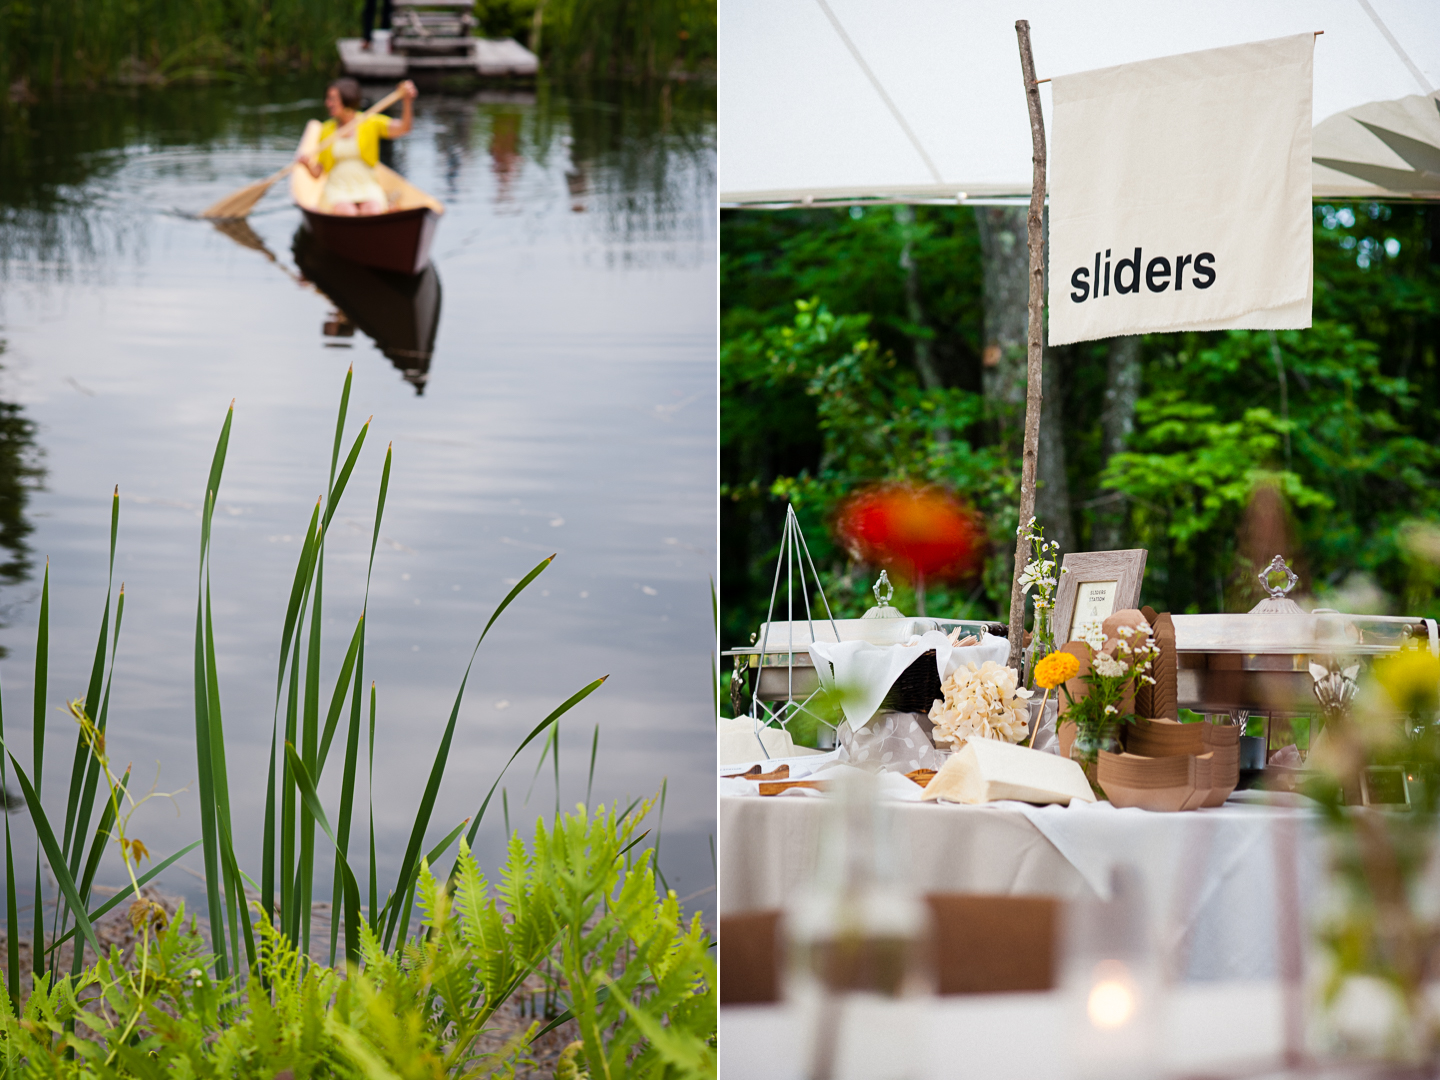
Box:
[0,79,717,923]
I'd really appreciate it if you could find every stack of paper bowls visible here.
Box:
[1197,721,1241,806]
[1098,749,1211,811]
[1096,718,1239,811]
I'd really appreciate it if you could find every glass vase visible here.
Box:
[1070,723,1120,797]
[1026,605,1056,689]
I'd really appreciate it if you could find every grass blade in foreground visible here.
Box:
[462,676,609,852]
[50,840,203,951]
[31,562,48,985]
[1,750,101,957]
[60,488,118,870]
[381,553,558,948]
[192,404,233,979]
[285,744,361,964]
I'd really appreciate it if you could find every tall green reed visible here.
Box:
[197,368,607,974]
[0,369,607,995]
[1,0,715,93]
[0,490,204,997]
[530,0,715,78]
[0,0,350,92]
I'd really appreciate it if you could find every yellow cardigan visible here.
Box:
[317,114,391,172]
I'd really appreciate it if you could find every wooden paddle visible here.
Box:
[200,86,407,220]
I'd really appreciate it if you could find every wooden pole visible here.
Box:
[1006,19,1047,672]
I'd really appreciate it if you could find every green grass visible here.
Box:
[2,368,609,985]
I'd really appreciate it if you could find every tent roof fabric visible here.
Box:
[719,0,1440,207]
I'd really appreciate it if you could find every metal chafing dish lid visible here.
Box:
[1171,612,1423,655]
[1172,557,1425,655]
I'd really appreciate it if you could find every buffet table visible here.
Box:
[721,980,1292,1080]
[720,792,1324,981]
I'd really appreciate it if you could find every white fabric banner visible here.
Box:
[1047,34,1315,346]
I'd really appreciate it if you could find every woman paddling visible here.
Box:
[300,78,418,216]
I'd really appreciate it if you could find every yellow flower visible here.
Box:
[1034,650,1080,690]
[1374,647,1440,717]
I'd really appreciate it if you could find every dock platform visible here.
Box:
[338,36,538,79]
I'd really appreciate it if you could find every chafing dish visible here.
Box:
[1173,557,1432,716]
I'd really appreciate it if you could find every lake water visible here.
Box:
[0,78,717,927]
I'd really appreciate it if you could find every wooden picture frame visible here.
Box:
[1053,549,1148,645]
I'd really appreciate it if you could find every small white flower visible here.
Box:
[1092,654,1127,678]
[1078,618,1106,653]
[1104,704,1118,715]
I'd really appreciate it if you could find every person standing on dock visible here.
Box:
[362,0,394,51]
[299,79,418,217]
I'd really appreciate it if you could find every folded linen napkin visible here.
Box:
[809,631,1009,731]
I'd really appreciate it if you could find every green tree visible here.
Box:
[721,202,1440,648]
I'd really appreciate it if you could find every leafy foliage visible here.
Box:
[722,299,1011,645]
[0,0,714,91]
[722,202,1440,646]
[0,804,715,1079]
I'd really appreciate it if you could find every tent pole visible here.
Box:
[1006,18,1047,672]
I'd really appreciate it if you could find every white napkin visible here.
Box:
[804,762,925,802]
[809,631,1009,731]
[718,714,799,765]
[718,748,841,779]
[718,759,925,802]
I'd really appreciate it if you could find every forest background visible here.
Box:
[721,203,1440,658]
[0,0,714,93]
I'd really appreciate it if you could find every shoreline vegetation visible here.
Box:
[1,0,715,100]
[0,372,716,1075]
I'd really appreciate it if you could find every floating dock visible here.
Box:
[339,0,537,80]
[338,36,538,79]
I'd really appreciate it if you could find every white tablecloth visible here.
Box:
[720,793,1323,981]
[720,981,1291,1080]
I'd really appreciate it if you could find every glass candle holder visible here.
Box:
[1062,864,1161,1080]
[785,770,934,1080]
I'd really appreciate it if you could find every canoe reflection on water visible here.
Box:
[209,218,442,394]
[292,227,442,395]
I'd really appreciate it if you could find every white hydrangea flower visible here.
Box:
[928,660,1033,750]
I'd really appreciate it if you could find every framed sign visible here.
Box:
[1053,549,1148,645]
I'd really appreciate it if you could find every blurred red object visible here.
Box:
[834,484,985,584]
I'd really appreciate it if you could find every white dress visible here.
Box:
[322,131,388,210]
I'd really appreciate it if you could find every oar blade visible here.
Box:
[200,175,280,221]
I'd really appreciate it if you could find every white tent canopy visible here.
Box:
[719,0,1440,207]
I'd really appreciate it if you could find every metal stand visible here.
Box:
[741,505,841,758]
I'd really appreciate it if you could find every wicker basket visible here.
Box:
[881,650,943,714]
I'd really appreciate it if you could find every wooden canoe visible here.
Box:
[291,120,445,276]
